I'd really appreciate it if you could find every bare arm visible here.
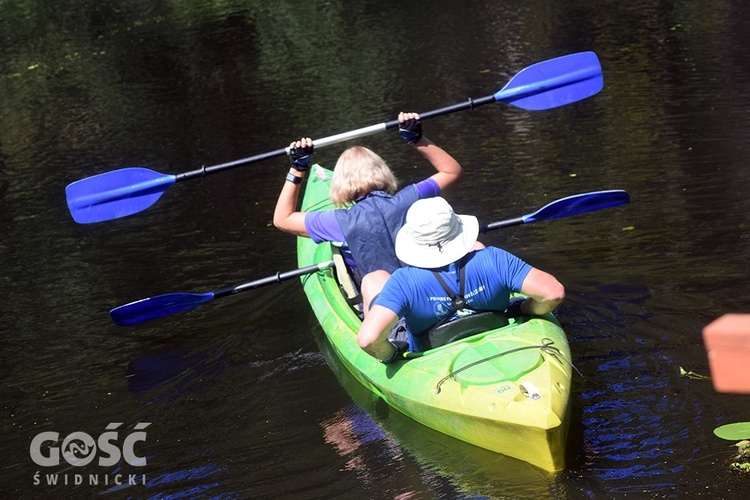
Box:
[273,138,311,237]
[398,112,463,194]
[517,267,565,315]
[357,305,399,360]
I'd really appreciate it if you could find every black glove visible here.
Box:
[399,117,423,145]
[381,339,409,363]
[505,298,526,319]
[289,142,313,171]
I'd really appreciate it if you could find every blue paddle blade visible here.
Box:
[523,190,630,224]
[110,292,215,326]
[66,167,176,224]
[494,52,603,110]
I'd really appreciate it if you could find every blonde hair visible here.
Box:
[329,146,398,206]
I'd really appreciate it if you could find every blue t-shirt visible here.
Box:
[374,247,532,335]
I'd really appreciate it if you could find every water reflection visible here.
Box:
[126,349,226,400]
[138,464,227,498]
[313,326,558,498]
[320,404,396,477]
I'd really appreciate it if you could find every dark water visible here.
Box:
[3,0,750,498]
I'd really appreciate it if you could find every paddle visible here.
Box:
[109,260,335,326]
[479,190,630,233]
[110,189,628,327]
[67,51,603,224]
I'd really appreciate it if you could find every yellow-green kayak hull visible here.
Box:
[298,165,572,472]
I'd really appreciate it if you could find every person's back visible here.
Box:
[357,197,565,362]
[334,191,415,276]
[377,246,532,336]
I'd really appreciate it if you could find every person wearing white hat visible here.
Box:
[357,197,565,362]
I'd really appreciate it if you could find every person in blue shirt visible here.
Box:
[273,113,463,314]
[358,196,565,362]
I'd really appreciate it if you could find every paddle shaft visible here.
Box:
[177,58,602,181]
[479,217,525,233]
[110,187,627,326]
[109,260,336,326]
[175,97,497,182]
[213,260,335,298]
[66,52,603,224]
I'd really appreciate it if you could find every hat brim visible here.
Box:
[395,214,479,269]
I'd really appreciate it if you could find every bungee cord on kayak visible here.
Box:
[432,338,582,395]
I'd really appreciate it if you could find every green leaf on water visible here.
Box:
[714,422,750,441]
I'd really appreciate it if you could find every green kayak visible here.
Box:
[297,165,572,472]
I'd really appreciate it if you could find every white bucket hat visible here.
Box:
[395,197,479,268]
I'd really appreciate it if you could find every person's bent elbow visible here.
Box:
[546,283,565,311]
[549,280,565,305]
[272,211,309,237]
[358,306,399,360]
[520,269,565,316]
[533,281,564,315]
[357,333,374,352]
[357,326,383,359]
[272,213,288,232]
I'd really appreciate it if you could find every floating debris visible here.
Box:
[714,424,750,474]
[679,366,711,380]
[728,440,750,474]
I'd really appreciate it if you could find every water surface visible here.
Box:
[3,0,750,498]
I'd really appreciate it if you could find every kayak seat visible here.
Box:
[331,247,363,315]
[424,311,510,350]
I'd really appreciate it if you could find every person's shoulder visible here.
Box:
[468,246,501,259]
[481,246,512,256]
[305,208,336,225]
[472,246,517,265]
[389,265,423,283]
[394,183,419,198]
[379,268,412,300]
[305,209,345,243]
[396,178,438,198]
[390,266,413,281]
[412,178,440,199]
[480,246,529,271]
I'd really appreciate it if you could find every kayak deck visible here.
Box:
[297,165,572,472]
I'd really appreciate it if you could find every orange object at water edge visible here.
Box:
[703,314,750,394]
